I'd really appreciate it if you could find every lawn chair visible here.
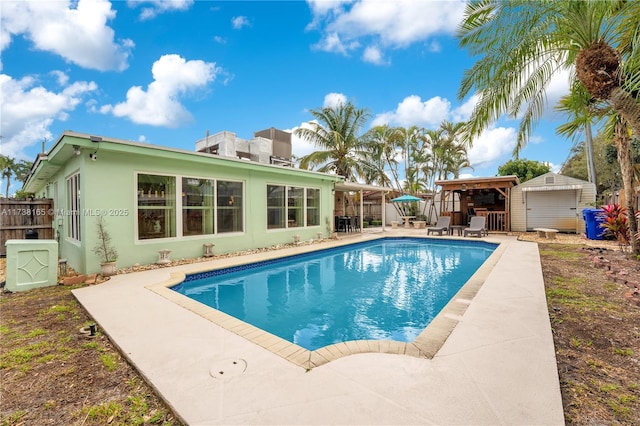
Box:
[464,216,487,237]
[427,216,451,236]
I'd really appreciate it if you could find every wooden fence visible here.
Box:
[1,199,54,256]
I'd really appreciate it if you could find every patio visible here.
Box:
[72,229,564,425]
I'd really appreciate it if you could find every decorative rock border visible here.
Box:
[589,250,640,307]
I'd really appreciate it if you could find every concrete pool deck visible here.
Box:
[72,231,565,425]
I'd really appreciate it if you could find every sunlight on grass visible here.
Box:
[608,399,632,419]
[100,353,118,371]
[0,342,49,371]
[539,248,583,260]
[569,336,592,349]
[586,358,605,369]
[26,328,47,338]
[82,341,99,350]
[84,401,123,423]
[613,348,633,356]
[599,383,620,393]
[1,409,28,425]
[547,277,618,313]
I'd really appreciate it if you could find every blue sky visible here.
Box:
[1,0,577,195]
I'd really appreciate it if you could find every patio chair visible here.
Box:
[427,216,451,236]
[464,216,487,237]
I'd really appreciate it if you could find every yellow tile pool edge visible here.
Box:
[146,236,507,370]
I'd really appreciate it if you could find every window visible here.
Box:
[287,186,304,227]
[217,180,243,233]
[137,174,176,240]
[182,178,214,236]
[66,173,81,241]
[267,185,320,229]
[267,185,286,229]
[306,188,320,226]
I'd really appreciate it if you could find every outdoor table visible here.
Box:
[400,216,415,228]
[337,216,351,232]
[449,225,465,236]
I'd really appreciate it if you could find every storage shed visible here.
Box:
[511,173,596,233]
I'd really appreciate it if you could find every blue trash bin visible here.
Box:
[582,208,605,240]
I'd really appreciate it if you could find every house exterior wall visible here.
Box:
[40,150,87,273]
[29,133,340,274]
[510,173,596,233]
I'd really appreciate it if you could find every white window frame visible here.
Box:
[66,172,81,241]
[266,184,321,230]
[135,172,245,242]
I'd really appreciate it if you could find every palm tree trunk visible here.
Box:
[610,87,640,141]
[585,121,597,186]
[615,120,639,254]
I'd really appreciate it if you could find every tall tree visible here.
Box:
[458,0,640,253]
[295,101,372,182]
[498,159,551,183]
[1,155,16,198]
[361,124,398,188]
[13,160,33,185]
[396,125,428,195]
[561,135,622,197]
[555,82,607,186]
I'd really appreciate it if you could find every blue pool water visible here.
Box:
[172,238,496,351]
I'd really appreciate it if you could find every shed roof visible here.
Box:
[435,175,520,191]
[516,172,594,191]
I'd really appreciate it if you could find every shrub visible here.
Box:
[600,204,630,250]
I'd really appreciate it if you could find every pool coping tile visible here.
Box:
[146,234,507,370]
[74,232,566,425]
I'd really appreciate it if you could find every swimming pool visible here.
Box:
[171,238,497,352]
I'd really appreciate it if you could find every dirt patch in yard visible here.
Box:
[1,234,639,425]
[536,240,640,425]
[0,272,181,425]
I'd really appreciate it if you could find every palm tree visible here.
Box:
[295,101,373,182]
[555,82,607,186]
[361,124,397,188]
[13,160,33,186]
[458,0,640,253]
[396,126,428,195]
[1,155,16,198]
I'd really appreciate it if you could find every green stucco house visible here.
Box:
[23,130,342,274]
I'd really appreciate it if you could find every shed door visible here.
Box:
[526,190,578,232]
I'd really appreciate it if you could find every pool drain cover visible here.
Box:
[209,358,247,379]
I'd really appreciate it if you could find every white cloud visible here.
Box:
[128,0,194,21]
[287,121,319,163]
[372,95,451,128]
[307,0,465,62]
[232,16,251,30]
[100,54,220,127]
[548,162,562,173]
[213,35,227,44]
[323,93,348,109]
[452,94,480,122]
[367,92,518,172]
[0,73,97,158]
[306,0,351,18]
[467,126,518,169]
[312,32,359,55]
[362,45,387,65]
[0,0,133,71]
[543,68,571,119]
[426,40,442,53]
[50,70,69,86]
